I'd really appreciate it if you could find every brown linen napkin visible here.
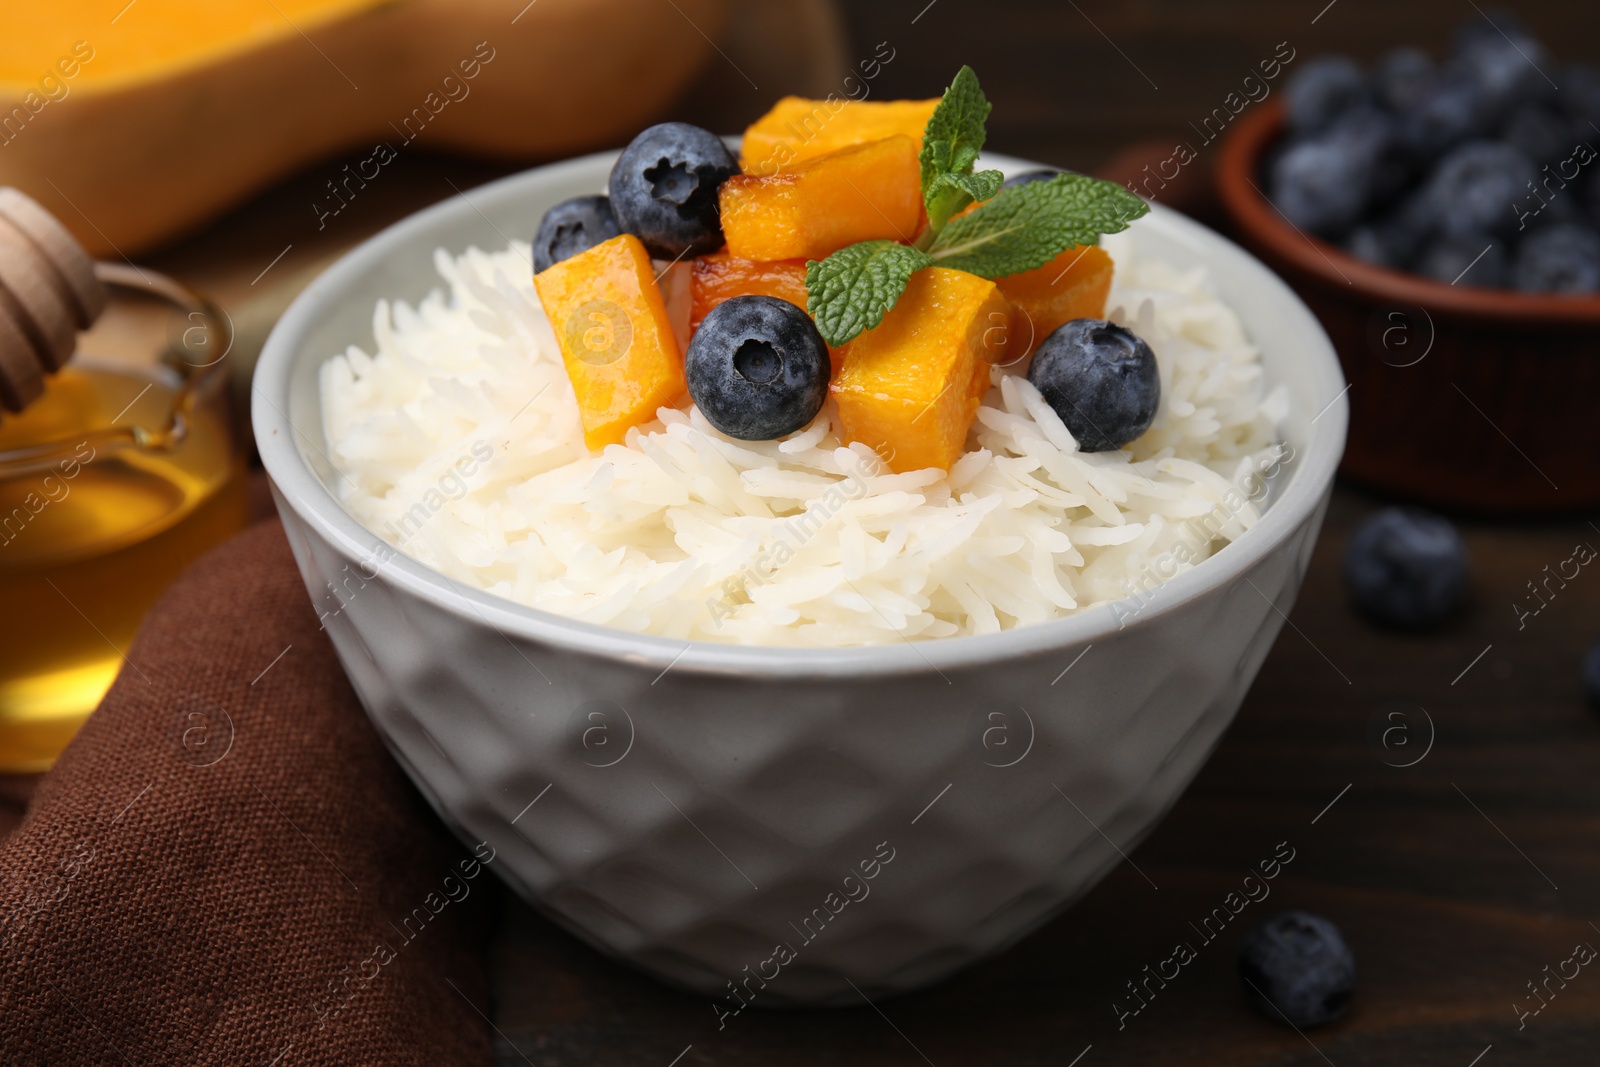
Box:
[0,517,497,1066]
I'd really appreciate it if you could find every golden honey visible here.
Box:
[0,361,248,771]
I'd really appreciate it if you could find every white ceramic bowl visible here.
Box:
[254,150,1347,1006]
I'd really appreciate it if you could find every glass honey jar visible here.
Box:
[0,261,249,771]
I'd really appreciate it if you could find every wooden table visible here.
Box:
[484,489,1600,1066]
[67,3,1598,1061]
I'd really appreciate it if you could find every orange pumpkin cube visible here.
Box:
[720,136,923,262]
[532,233,684,450]
[832,267,1012,473]
[689,253,811,331]
[740,96,941,176]
[688,253,846,375]
[996,245,1114,356]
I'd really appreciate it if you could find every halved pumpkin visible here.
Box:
[0,0,731,254]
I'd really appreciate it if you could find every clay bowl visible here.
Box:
[1216,99,1600,514]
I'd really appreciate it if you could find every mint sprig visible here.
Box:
[918,65,1003,234]
[930,174,1148,277]
[805,66,1150,348]
[925,169,1005,234]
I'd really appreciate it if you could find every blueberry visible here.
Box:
[1238,912,1356,1030]
[531,195,622,273]
[1334,108,1412,204]
[1499,103,1573,164]
[1269,114,1403,235]
[685,296,828,440]
[1270,141,1366,234]
[1514,176,1583,234]
[1511,223,1600,294]
[1284,55,1370,136]
[1345,225,1403,269]
[1420,140,1537,239]
[1562,64,1600,126]
[1453,35,1554,122]
[1003,167,1078,190]
[1414,231,1507,287]
[1345,195,1434,268]
[609,122,739,260]
[1397,71,1490,158]
[1344,507,1469,630]
[1375,47,1435,114]
[1452,7,1532,55]
[1584,642,1600,710]
[1027,319,1159,453]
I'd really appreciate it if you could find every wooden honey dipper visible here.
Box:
[0,187,110,414]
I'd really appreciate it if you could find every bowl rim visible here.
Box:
[1215,98,1600,324]
[253,148,1347,679]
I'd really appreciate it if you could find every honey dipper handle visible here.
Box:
[0,187,113,415]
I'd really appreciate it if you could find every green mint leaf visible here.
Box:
[948,144,982,175]
[919,65,990,202]
[928,174,1149,278]
[805,240,935,347]
[924,169,1005,233]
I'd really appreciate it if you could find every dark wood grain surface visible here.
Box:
[88,2,1599,1063]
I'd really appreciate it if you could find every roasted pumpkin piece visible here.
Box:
[689,253,809,330]
[532,233,684,450]
[740,96,941,175]
[688,253,846,374]
[720,136,923,262]
[832,267,1012,473]
[996,244,1114,355]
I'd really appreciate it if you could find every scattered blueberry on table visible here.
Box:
[684,295,830,441]
[608,122,740,259]
[1238,911,1357,1029]
[531,195,622,273]
[1269,10,1600,294]
[1027,319,1160,453]
[1344,507,1470,630]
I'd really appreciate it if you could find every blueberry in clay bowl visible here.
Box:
[1252,10,1593,292]
[1215,11,1600,513]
